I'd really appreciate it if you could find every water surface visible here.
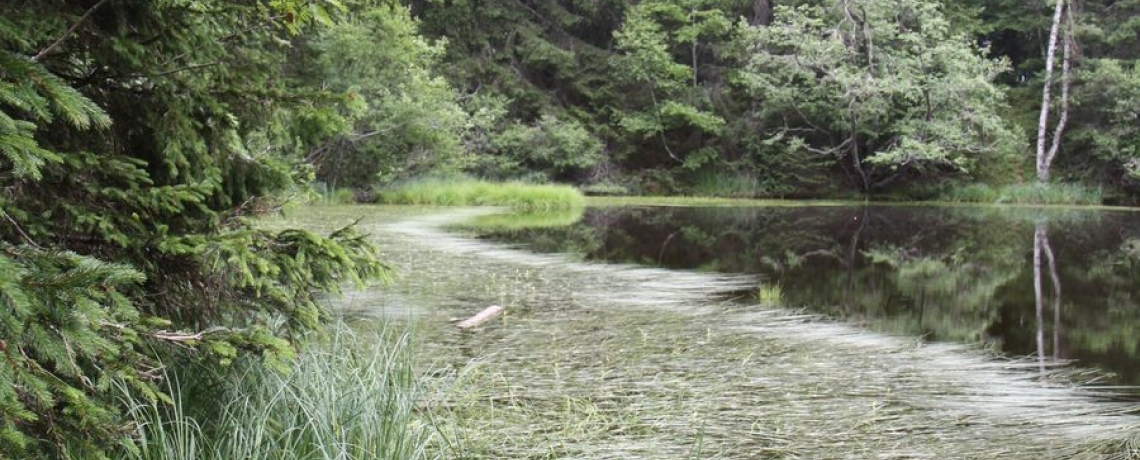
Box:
[470,204,1140,386]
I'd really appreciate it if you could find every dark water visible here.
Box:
[470,205,1140,386]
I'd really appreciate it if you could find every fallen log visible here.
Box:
[457,305,504,329]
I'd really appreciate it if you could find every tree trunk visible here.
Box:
[1035,0,1072,182]
[752,0,772,26]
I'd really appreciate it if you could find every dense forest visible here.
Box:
[2,0,1139,457]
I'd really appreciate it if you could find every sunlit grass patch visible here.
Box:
[458,207,585,231]
[756,283,783,306]
[374,178,585,211]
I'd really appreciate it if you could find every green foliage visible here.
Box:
[0,246,146,455]
[1066,59,1140,187]
[736,0,1021,191]
[491,114,604,180]
[612,0,732,167]
[303,2,471,188]
[374,178,586,211]
[0,1,387,457]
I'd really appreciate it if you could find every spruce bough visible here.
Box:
[0,1,385,457]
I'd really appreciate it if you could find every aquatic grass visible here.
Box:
[580,182,631,196]
[343,207,1140,459]
[941,182,1104,205]
[374,178,585,211]
[756,283,783,306]
[114,322,437,460]
[307,182,359,204]
[457,207,585,231]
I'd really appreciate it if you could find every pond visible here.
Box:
[283,204,1140,458]
[467,204,1140,387]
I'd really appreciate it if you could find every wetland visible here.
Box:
[290,203,1140,459]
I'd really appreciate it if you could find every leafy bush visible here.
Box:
[490,115,605,180]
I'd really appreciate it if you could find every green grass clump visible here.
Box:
[685,170,765,198]
[581,182,631,196]
[461,208,585,230]
[941,182,1103,205]
[375,178,585,211]
[114,323,436,460]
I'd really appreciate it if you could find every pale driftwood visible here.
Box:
[457,305,504,329]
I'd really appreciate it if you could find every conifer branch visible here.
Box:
[32,0,112,62]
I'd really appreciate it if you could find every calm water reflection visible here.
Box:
[471,205,1140,386]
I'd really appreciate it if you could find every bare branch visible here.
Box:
[2,210,42,248]
[32,0,113,62]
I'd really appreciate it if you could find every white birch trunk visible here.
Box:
[1036,0,1071,182]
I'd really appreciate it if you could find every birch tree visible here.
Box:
[1035,0,1074,182]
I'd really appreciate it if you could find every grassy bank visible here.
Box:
[112,322,437,460]
[373,179,585,211]
[937,182,1104,205]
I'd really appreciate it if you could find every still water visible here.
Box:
[469,204,1140,386]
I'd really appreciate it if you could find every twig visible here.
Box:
[148,61,221,78]
[151,326,228,343]
[2,210,42,248]
[32,0,113,62]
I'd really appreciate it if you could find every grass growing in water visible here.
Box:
[114,322,436,460]
[941,182,1103,205]
[374,178,585,211]
[363,206,1140,459]
[459,207,585,231]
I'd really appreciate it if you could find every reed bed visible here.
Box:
[299,206,1140,459]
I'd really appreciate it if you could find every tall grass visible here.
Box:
[940,182,1103,206]
[374,178,584,211]
[309,182,359,204]
[114,323,436,460]
[685,170,765,198]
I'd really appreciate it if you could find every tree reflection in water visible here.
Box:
[470,205,1140,385]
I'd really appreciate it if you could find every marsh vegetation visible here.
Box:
[287,204,1140,459]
